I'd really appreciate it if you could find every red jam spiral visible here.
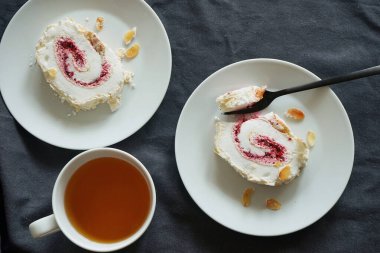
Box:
[54,37,111,88]
[233,116,289,165]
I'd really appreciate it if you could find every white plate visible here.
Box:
[175,59,354,236]
[0,0,171,150]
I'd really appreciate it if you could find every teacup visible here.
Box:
[29,148,156,252]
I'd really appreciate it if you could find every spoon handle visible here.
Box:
[276,65,380,97]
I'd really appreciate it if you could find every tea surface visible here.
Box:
[65,157,151,243]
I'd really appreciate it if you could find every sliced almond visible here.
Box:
[271,114,291,134]
[84,31,105,55]
[125,43,140,59]
[94,43,105,55]
[123,27,137,45]
[285,108,305,120]
[241,187,255,207]
[46,68,57,79]
[307,131,316,147]
[266,198,281,211]
[279,165,291,181]
[255,86,266,100]
[96,17,104,31]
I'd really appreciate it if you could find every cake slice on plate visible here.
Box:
[36,18,133,112]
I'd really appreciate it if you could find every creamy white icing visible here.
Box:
[216,85,266,112]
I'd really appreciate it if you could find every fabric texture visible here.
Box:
[1,0,379,252]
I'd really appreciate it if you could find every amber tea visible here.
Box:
[64,157,151,243]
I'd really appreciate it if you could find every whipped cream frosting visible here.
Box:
[216,86,266,112]
[215,112,309,186]
[36,18,133,111]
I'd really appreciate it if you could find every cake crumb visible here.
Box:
[67,111,77,117]
[307,131,316,147]
[29,55,37,67]
[285,108,305,120]
[96,17,104,31]
[117,48,126,58]
[108,97,121,112]
[266,198,281,210]
[123,71,134,84]
[241,187,255,207]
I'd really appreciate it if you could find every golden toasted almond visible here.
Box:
[279,165,291,181]
[307,131,316,147]
[125,43,140,59]
[85,31,99,46]
[46,68,57,79]
[94,43,105,55]
[96,17,104,31]
[241,187,255,207]
[274,161,282,168]
[285,108,305,120]
[256,86,266,100]
[270,114,291,134]
[266,198,281,210]
[123,27,137,45]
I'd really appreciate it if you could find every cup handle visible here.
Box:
[29,214,61,238]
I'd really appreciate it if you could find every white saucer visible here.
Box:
[0,0,171,150]
[175,59,354,236]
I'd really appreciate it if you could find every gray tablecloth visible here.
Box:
[1,0,379,252]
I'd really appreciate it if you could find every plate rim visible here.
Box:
[175,58,355,236]
[0,0,172,150]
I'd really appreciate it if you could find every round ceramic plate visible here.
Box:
[175,59,354,236]
[0,0,171,150]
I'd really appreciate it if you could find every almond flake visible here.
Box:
[96,17,104,31]
[266,198,281,211]
[285,108,305,120]
[46,68,57,79]
[274,161,282,168]
[256,86,266,100]
[279,165,291,181]
[307,131,316,147]
[125,43,140,59]
[123,27,137,45]
[241,187,255,207]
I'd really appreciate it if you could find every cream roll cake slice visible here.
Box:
[36,19,133,112]
[216,85,266,113]
[215,112,309,186]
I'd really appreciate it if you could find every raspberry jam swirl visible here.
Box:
[54,37,111,88]
[233,116,289,165]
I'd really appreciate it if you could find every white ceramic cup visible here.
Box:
[29,148,156,252]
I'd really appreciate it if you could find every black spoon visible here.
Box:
[224,65,380,115]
